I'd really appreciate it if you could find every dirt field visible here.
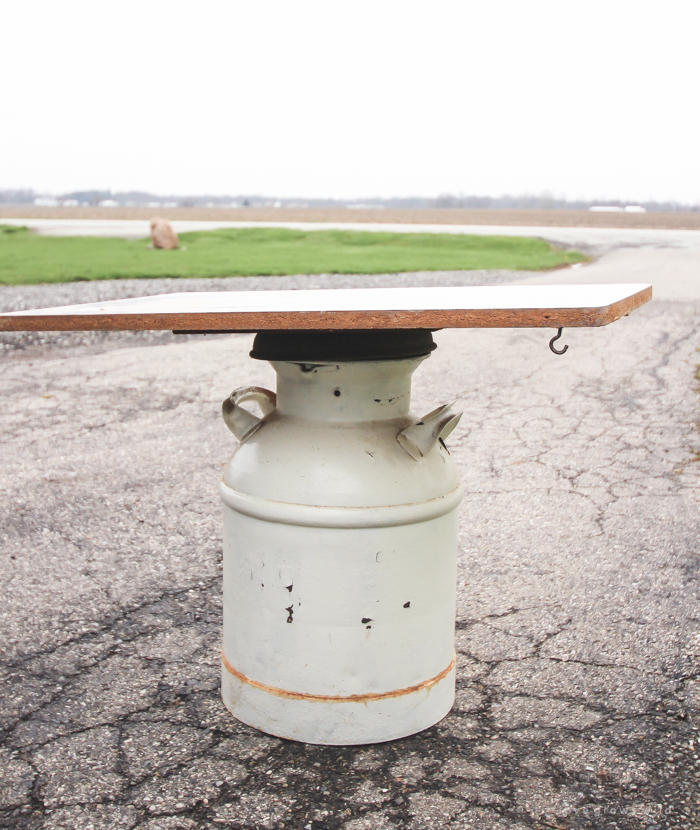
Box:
[2,206,700,230]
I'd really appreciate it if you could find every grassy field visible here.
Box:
[0,225,586,285]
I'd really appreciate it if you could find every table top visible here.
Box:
[0,284,651,332]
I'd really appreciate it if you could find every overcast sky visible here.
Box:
[2,0,698,203]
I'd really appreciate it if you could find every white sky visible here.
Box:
[2,0,698,203]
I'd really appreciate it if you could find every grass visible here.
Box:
[0,225,587,285]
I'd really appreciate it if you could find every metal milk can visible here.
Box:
[219,330,464,745]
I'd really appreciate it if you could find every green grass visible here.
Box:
[0,225,587,285]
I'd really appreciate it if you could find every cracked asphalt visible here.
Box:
[1,247,699,829]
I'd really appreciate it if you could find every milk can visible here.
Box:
[219,330,464,745]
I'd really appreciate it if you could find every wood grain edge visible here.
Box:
[0,285,652,333]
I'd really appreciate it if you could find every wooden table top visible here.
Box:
[0,284,651,331]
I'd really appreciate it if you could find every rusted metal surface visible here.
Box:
[221,650,456,703]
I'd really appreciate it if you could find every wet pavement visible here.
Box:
[1,252,699,829]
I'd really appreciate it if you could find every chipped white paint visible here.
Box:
[220,356,463,744]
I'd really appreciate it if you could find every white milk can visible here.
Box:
[219,330,464,744]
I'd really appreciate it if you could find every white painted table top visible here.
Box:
[0,284,651,331]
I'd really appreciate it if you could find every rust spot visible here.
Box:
[285,605,294,623]
[222,651,456,703]
[403,601,411,608]
[361,617,372,624]
[285,583,293,592]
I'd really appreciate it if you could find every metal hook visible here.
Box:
[549,328,569,355]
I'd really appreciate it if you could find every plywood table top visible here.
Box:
[0,284,651,332]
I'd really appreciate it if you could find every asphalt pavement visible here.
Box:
[0,234,698,829]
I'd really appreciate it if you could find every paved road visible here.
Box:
[0,242,698,829]
[513,246,700,303]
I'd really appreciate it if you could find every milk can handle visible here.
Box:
[222,386,277,442]
[397,401,462,461]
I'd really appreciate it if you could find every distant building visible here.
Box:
[590,205,646,213]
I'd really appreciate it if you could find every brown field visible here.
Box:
[1,206,699,230]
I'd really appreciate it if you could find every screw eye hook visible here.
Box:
[549,328,569,355]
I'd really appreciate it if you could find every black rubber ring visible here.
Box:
[250,329,436,362]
